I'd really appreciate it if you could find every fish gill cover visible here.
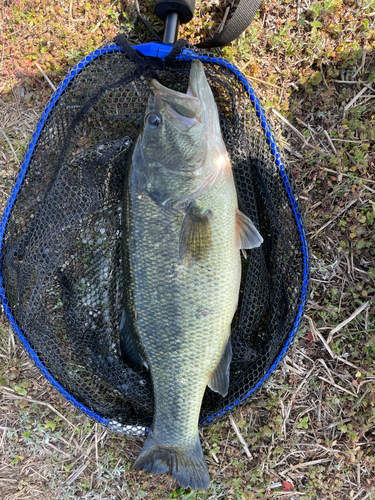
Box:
[0,39,309,436]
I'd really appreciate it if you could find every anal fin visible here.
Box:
[208,338,232,397]
[235,209,263,250]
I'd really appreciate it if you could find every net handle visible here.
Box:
[152,0,262,48]
[154,0,195,24]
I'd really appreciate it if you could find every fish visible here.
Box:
[120,59,263,490]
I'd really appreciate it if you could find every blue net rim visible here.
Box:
[0,41,310,430]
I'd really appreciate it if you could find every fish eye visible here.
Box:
[145,113,162,129]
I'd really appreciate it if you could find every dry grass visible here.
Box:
[1,0,375,499]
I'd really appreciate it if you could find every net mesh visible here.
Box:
[0,41,308,435]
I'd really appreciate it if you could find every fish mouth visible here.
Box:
[150,79,202,120]
[165,103,200,131]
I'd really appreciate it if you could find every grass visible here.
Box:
[1,0,375,498]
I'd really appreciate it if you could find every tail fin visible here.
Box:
[134,430,210,491]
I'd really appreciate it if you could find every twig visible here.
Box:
[0,126,20,165]
[320,60,328,88]
[284,362,305,375]
[334,80,373,92]
[350,95,375,109]
[354,266,369,275]
[317,383,323,423]
[318,358,336,385]
[296,0,301,20]
[314,329,360,370]
[0,22,4,70]
[83,432,98,460]
[362,184,375,194]
[279,458,332,475]
[270,492,306,496]
[357,462,361,487]
[272,109,312,147]
[29,467,48,481]
[290,458,332,469]
[352,46,367,79]
[297,442,342,454]
[322,417,352,430]
[330,138,362,143]
[69,0,82,21]
[353,489,365,500]
[305,314,317,341]
[222,429,231,462]
[0,390,77,430]
[344,84,373,112]
[78,426,95,452]
[327,302,369,344]
[229,414,253,459]
[280,398,287,439]
[35,61,56,92]
[319,166,375,184]
[45,441,71,458]
[311,198,357,238]
[305,313,359,372]
[324,130,338,155]
[274,451,301,467]
[240,73,283,89]
[318,376,356,397]
[95,424,99,471]
[295,117,318,135]
[0,427,6,449]
[65,463,88,486]
[218,6,230,32]
[284,367,315,423]
[8,327,15,354]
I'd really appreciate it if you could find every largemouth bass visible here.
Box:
[121,59,263,490]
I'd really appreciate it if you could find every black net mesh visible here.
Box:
[1,40,307,435]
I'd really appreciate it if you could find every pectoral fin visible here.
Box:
[235,209,263,250]
[179,204,213,261]
[208,339,232,397]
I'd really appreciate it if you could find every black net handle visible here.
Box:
[196,0,262,49]
[153,0,262,48]
[154,0,195,24]
[153,0,262,49]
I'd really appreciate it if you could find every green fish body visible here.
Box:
[121,60,262,490]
